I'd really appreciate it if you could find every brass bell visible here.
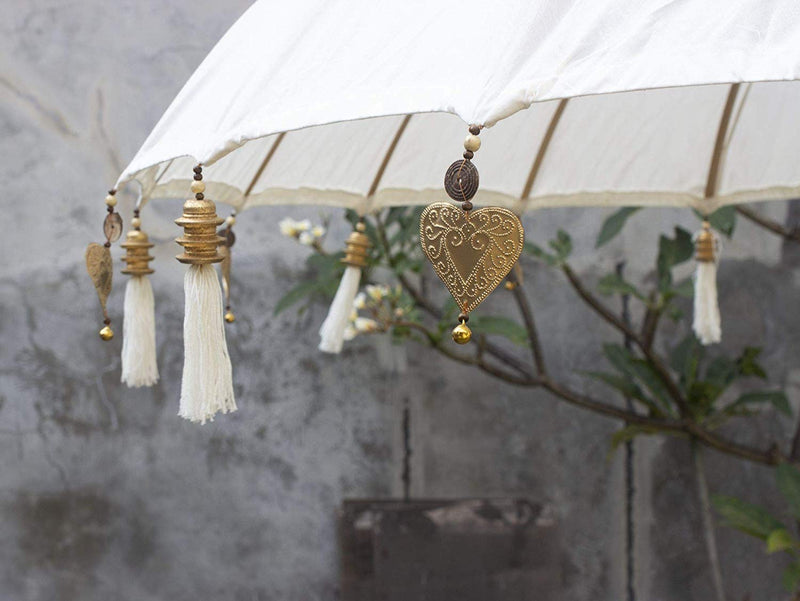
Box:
[452,322,472,344]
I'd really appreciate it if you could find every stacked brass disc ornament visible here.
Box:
[175,167,225,265]
[419,125,525,344]
[342,221,371,269]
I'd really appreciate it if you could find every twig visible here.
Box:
[736,205,800,244]
[561,263,691,417]
[508,274,547,375]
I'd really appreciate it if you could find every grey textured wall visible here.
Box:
[1,1,798,600]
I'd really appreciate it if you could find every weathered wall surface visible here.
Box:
[1,1,797,600]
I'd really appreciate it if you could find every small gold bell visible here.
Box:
[99,325,114,341]
[224,311,236,323]
[452,322,472,344]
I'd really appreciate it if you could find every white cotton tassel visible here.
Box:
[692,222,721,345]
[319,265,363,353]
[121,275,159,387]
[318,223,371,354]
[180,264,236,423]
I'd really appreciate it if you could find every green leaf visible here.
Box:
[726,391,792,417]
[468,315,529,347]
[656,227,694,291]
[274,280,321,315]
[737,347,767,379]
[670,278,694,299]
[707,206,737,238]
[783,563,800,592]
[597,273,646,300]
[583,371,663,416]
[596,207,640,248]
[669,335,702,388]
[548,230,573,261]
[523,241,557,266]
[767,528,795,554]
[602,344,673,413]
[777,464,800,520]
[712,494,785,540]
[704,356,738,393]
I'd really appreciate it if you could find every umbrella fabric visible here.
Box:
[118,0,800,213]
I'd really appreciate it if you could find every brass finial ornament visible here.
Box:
[175,168,224,265]
[420,125,524,343]
[121,228,155,275]
[342,221,371,268]
[86,188,123,341]
[695,220,716,263]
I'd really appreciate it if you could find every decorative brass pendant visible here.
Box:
[420,202,524,314]
[421,125,525,343]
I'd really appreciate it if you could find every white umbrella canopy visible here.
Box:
[117,0,800,214]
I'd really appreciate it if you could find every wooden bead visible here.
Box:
[191,180,206,194]
[131,217,142,229]
[464,134,481,152]
[105,194,117,207]
[469,125,481,135]
[463,150,474,160]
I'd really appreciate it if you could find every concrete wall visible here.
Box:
[1,1,797,599]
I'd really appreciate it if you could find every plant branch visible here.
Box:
[736,205,800,244]
[395,317,783,467]
[561,263,692,417]
[508,274,548,376]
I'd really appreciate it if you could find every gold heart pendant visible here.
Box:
[419,203,524,314]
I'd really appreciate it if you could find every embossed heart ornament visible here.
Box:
[419,203,524,313]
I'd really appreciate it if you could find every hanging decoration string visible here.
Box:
[175,165,236,423]
[218,211,237,325]
[319,219,371,353]
[85,188,123,341]
[120,200,159,387]
[692,220,721,345]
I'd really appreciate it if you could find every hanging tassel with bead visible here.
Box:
[692,220,721,345]
[120,207,159,387]
[175,165,236,423]
[319,220,371,354]
[85,189,123,341]
[218,211,237,325]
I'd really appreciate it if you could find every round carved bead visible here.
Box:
[131,217,142,229]
[464,134,481,152]
[469,124,481,135]
[444,160,479,202]
[463,150,474,160]
[105,194,117,207]
[191,180,206,194]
